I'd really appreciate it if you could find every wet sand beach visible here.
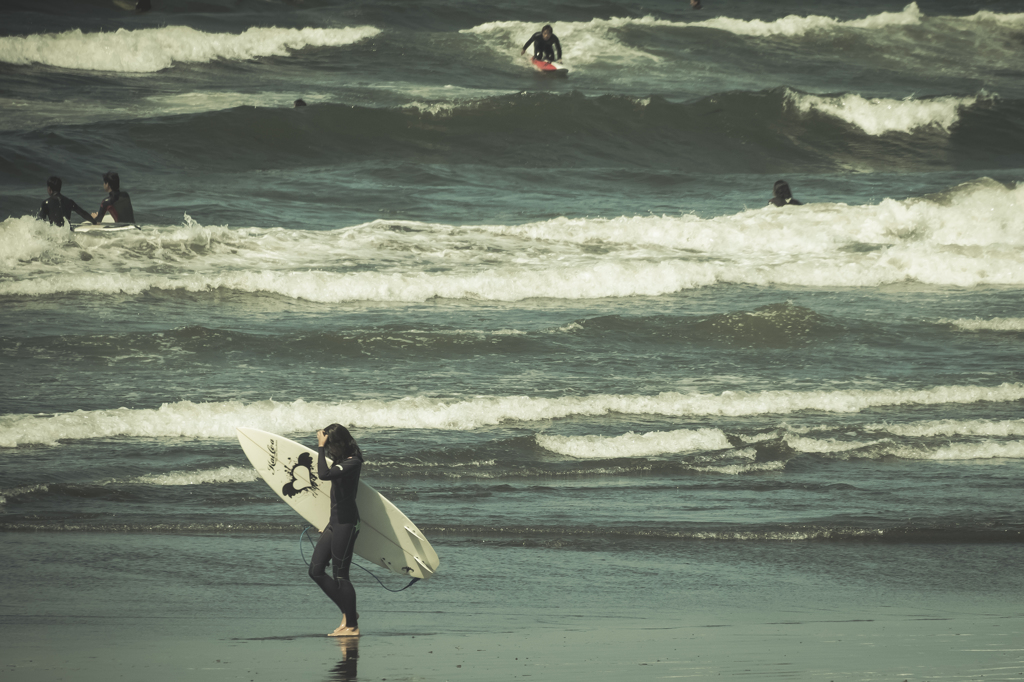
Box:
[3,533,1022,681]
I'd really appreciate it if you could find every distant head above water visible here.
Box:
[768,180,802,207]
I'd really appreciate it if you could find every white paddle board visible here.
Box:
[237,427,439,580]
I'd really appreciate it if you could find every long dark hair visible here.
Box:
[103,171,120,191]
[322,423,363,462]
[773,180,793,200]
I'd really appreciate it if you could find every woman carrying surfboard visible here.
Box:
[310,424,363,637]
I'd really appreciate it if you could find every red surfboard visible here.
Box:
[531,57,568,74]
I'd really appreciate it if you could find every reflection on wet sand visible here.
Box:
[328,637,358,681]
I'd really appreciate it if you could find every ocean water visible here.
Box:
[2,0,1023,657]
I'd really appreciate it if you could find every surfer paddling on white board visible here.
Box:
[767,180,802,207]
[38,176,92,228]
[91,171,136,224]
[521,24,562,63]
[310,424,364,637]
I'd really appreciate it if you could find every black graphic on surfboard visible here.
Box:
[268,438,278,471]
[282,452,320,498]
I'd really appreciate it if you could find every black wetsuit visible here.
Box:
[95,190,136,223]
[523,32,562,62]
[38,193,92,228]
[309,445,362,628]
[768,181,802,207]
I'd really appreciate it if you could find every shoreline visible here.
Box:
[2,532,1022,681]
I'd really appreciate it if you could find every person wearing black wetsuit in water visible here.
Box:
[521,24,562,62]
[309,423,363,637]
[768,180,802,207]
[38,176,92,228]
[91,170,136,223]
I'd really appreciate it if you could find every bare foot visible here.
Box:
[328,613,360,637]
[329,626,360,637]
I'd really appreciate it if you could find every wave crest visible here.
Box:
[0,25,380,72]
[787,90,986,135]
[2,383,1021,447]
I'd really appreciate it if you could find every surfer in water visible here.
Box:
[38,176,92,228]
[310,424,363,637]
[521,24,562,63]
[768,180,802,207]
[91,171,136,224]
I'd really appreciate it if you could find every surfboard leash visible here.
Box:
[299,525,421,593]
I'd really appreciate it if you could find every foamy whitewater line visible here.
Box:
[5,178,1024,297]
[134,465,259,486]
[939,317,1024,332]
[694,3,924,37]
[784,431,1024,462]
[783,435,885,454]
[787,90,983,136]
[964,10,1024,29]
[0,260,722,301]
[864,418,1024,438]
[0,90,336,133]
[465,4,1024,47]
[462,17,664,66]
[0,25,380,73]
[537,428,732,459]
[892,441,1024,461]
[690,460,787,475]
[0,466,258,506]
[0,483,48,506]
[2,383,1022,447]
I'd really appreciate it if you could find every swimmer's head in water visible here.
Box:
[541,25,553,38]
[47,176,62,193]
[773,180,793,200]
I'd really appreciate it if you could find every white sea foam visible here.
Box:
[939,317,1024,332]
[892,441,1024,461]
[0,467,258,505]
[537,428,732,459]
[783,435,883,454]
[462,17,664,68]
[2,383,1022,447]
[134,465,259,486]
[694,4,924,37]
[690,459,787,476]
[786,91,984,135]
[0,216,68,269]
[964,10,1024,29]
[0,483,50,506]
[0,90,336,132]
[865,418,1024,438]
[0,25,381,73]
[4,179,1023,300]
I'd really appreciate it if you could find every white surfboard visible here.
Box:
[237,427,439,580]
[71,223,140,233]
